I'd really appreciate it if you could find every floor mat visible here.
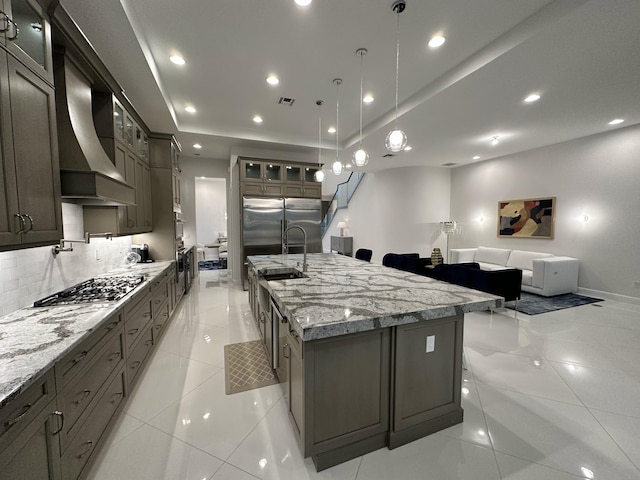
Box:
[505,292,603,315]
[199,260,227,270]
[223,340,278,395]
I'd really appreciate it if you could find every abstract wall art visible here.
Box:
[498,197,555,239]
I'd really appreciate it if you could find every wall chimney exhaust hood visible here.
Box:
[54,49,135,206]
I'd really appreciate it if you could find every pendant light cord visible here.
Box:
[335,79,340,162]
[394,7,400,127]
[359,52,364,147]
[317,101,322,168]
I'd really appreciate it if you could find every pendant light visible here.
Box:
[314,100,325,182]
[332,78,343,175]
[353,48,369,167]
[385,0,408,153]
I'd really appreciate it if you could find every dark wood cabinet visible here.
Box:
[0,49,62,249]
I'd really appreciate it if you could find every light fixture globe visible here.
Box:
[314,169,325,182]
[385,128,408,152]
[353,148,369,167]
[332,160,343,175]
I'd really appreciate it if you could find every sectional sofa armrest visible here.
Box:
[532,256,579,296]
[470,268,522,302]
[449,248,477,263]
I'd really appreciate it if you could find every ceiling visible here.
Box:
[59,0,640,172]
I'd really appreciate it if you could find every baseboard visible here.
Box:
[577,287,640,306]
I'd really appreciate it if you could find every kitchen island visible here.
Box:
[247,253,502,471]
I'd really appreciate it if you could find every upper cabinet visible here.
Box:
[240,158,321,198]
[0,0,53,84]
[0,3,62,250]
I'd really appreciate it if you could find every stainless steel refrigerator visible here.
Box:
[242,196,321,287]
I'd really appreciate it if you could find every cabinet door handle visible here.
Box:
[7,18,18,41]
[282,343,290,359]
[131,361,141,369]
[24,214,34,232]
[77,441,94,458]
[74,389,91,405]
[51,411,64,435]
[108,351,121,362]
[106,320,120,331]
[110,392,123,404]
[14,213,26,234]
[3,403,32,428]
[128,328,139,335]
[72,351,88,365]
[0,11,10,32]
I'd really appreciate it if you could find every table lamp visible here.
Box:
[337,221,347,236]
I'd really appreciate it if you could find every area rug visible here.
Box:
[198,260,227,271]
[223,340,278,395]
[504,292,603,315]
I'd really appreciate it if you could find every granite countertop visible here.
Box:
[0,261,174,409]
[247,253,503,341]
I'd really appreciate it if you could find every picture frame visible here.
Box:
[497,197,555,239]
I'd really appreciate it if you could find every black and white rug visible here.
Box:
[198,260,227,271]
[505,292,603,315]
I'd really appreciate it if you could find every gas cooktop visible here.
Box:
[34,275,145,307]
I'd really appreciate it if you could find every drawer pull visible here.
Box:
[106,320,120,331]
[282,343,290,359]
[74,389,92,405]
[72,351,88,365]
[51,411,64,435]
[110,392,123,404]
[128,328,139,336]
[77,441,94,458]
[108,351,121,362]
[143,312,152,318]
[4,403,32,428]
[145,339,153,347]
[131,361,141,369]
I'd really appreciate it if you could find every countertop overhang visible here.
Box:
[248,253,503,341]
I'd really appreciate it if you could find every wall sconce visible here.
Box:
[577,214,590,223]
[477,216,484,223]
[336,221,348,236]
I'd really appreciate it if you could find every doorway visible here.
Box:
[195,177,227,263]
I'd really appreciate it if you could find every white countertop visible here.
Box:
[0,261,173,408]
[248,253,502,341]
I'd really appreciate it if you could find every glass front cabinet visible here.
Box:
[240,159,321,198]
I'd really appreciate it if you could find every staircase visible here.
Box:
[321,172,365,236]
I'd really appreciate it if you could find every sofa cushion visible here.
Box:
[507,250,554,271]
[478,262,508,271]
[476,247,511,266]
[521,269,533,286]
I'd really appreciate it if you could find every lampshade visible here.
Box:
[336,221,347,229]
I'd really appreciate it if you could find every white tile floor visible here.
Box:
[86,270,640,480]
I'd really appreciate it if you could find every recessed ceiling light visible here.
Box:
[491,136,500,146]
[404,145,412,151]
[327,126,336,134]
[193,144,202,149]
[608,118,624,125]
[266,75,279,85]
[428,35,446,48]
[472,155,480,160]
[253,115,263,124]
[169,55,186,65]
[363,94,374,103]
[524,93,541,103]
[185,105,196,113]
[295,0,312,5]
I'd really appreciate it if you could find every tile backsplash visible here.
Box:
[0,203,133,316]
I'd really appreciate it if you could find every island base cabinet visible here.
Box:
[389,315,464,449]
[293,328,391,472]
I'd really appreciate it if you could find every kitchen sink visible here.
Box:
[261,269,307,281]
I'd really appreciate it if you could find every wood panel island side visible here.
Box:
[247,253,502,471]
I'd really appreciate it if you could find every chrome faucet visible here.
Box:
[52,232,113,255]
[283,225,308,272]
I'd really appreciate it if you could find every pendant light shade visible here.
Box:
[314,100,325,182]
[353,48,369,167]
[332,78,343,175]
[386,0,408,153]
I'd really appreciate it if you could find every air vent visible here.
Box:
[277,96,295,106]
[442,162,458,167]
[382,153,395,158]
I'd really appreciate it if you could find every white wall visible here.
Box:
[195,178,227,246]
[450,124,640,300]
[0,203,132,316]
[323,166,451,264]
